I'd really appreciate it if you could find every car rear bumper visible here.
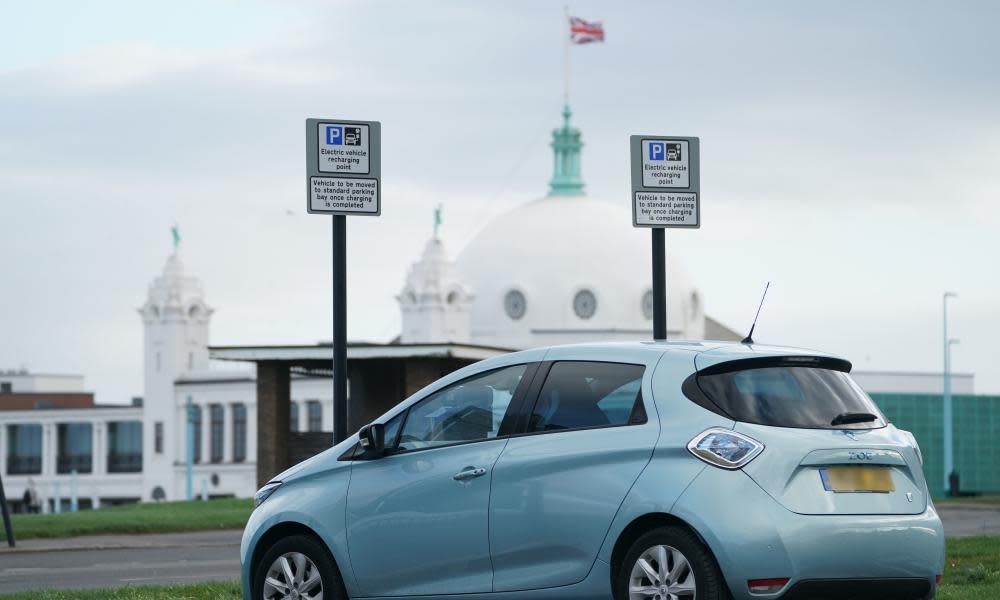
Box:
[778,578,931,599]
[671,467,944,600]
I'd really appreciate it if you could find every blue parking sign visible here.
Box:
[326,126,343,145]
[648,142,665,161]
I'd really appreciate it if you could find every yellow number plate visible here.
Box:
[821,467,895,493]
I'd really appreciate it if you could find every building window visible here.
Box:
[290,401,299,433]
[504,290,527,320]
[233,404,247,463]
[573,289,598,320]
[307,400,322,432]
[210,404,224,463]
[6,424,42,475]
[107,421,143,473]
[189,404,202,463]
[641,290,654,320]
[0,382,11,394]
[154,422,164,454]
[57,423,93,474]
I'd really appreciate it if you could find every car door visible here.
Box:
[345,363,535,597]
[489,354,661,591]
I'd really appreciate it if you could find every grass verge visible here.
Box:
[0,582,242,600]
[938,536,1000,599]
[6,498,252,540]
[936,495,1000,507]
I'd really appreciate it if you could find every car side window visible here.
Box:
[396,364,529,452]
[527,361,646,433]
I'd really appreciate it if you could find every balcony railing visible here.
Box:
[7,455,41,475]
[107,452,142,473]
[57,454,93,474]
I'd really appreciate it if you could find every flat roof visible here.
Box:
[209,342,515,364]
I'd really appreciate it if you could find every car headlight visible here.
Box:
[254,481,282,508]
[687,428,764,470]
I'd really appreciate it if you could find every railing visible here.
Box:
[107,452,142,473]
[6,455,41,475]
[57,455,93,474]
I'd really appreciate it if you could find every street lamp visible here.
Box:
[942,291,957,496]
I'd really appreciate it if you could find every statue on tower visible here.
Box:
[171,224,181,251]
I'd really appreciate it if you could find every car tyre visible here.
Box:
[253,534,346,600]
[616,525,731,600]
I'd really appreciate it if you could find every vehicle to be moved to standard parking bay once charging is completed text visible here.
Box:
[242,341,945,600]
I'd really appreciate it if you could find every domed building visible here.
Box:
[399,106,739,347]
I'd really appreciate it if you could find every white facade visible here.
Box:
[0,405,144,512]
[398,237,474,344]
[139,252,214,501]
[0,372,85,393]
[851,371,975,395]
[399,197,710,349]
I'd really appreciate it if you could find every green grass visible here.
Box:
[938,537,1000,599]
[937,495,1000,507]
[6,498,253,540]
[0,581,241,600]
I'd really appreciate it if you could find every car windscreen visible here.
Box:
[692,365,887,429]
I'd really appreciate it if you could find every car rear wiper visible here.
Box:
[830,412,878,426]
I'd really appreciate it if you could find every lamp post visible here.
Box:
[942,291,957,496]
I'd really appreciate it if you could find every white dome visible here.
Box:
[456,195,704,349]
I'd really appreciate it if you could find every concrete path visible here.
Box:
[938,503,1000,538]
[0,507,997,594]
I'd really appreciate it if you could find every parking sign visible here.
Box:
[306,118,381,216]
[630,135,700,228]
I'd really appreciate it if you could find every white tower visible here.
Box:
[398,212,474,344]
[139,237,213,501]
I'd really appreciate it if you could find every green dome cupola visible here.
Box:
[548,104,585,196]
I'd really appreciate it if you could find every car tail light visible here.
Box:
[899,429,924,464]
[748,578,789,594]
[936,574,942,585]
[687,428,764,469]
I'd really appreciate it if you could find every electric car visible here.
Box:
[242,341,944,600]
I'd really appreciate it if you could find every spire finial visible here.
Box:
[433,204,443,239]
[548,104,585,196]
[171,224,181,251]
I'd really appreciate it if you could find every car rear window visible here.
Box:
[688,363,887,430]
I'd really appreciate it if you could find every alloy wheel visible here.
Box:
[262,552,324,600]
[628,544,696,600]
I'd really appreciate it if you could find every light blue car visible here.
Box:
[241,341,945,600]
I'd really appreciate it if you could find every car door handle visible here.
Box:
[453,467,487,481]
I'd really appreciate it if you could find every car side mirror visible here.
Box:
[358,422,385,458]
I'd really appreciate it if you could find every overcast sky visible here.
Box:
[1,1,998,403]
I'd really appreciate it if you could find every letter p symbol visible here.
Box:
[326,126,343,145]
[649,142,665,161]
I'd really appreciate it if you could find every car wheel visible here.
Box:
[253,534,346,600]
[616,526,730,600]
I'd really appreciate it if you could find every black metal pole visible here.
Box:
[332,215,348,445]
[652,228,667,340]
[0,473,14,547]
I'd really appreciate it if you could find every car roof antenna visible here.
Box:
[741,282,770,345]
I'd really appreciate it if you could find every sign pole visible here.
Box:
[0,473,14,547]
[652,228,667,340]
[306,117,380,446]
[332,215,348,445]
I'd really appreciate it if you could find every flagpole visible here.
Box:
[563,6,570,105]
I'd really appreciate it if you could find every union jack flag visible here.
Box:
[569,16,604,44]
